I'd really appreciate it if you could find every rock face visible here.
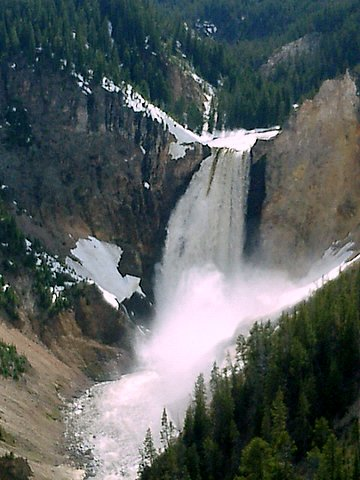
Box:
[0,61,208,298]
[261,33,321,77]
[249,72,360,275]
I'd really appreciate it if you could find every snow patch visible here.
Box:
[51,285,65,304]
[102,77,200,160]
[189,70,216,135]
[107,21,113,38]
[65,236,143,307]
[207,127,280,151]
[98,286,119,310]
[72,72,92,96]
[168,142,193,160]
[195,19,217,37]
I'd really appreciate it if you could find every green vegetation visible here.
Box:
[0,0,172,109]
[0,425,16,446]
[0,340,27,379]
[165,0,360,128]
[0,452,32,480]
[0,202,29,270]
[140,263,360,480]
[0,197,74,319]
[0,279,19,321]
[1,0,360,130]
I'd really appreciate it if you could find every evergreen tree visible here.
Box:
[138,428,158,478]
[160,408,176,451]
[269,390,296,479]
[237,437,273,480]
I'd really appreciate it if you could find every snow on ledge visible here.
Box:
[102,77,198,160]
[65,236,144,308]
[101,77,280,157]
[206,127,280,151]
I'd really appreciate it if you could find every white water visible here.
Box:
[70,135,358,480]
[157,148,250,300]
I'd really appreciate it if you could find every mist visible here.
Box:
[138,264,294,408]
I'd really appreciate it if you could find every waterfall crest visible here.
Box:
[158,148,251,297]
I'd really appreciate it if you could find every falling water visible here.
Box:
[69,129,351,480]
[70,144,258,479]
[157,147,251,300]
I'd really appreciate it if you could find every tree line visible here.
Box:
[1,0,360,135]
[157,0,360,129]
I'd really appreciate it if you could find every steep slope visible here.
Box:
[0,61,208,299]
[248,72,360,274]
[0,321,87,480]
[0,196,136,478]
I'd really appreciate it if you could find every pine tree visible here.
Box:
[138,428,158,478]
[193,373,209,447]
[270,390,296,479]
[160,408,176,451]
[314,433,345,480]
[237,437,274,480]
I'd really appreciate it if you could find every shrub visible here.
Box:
[0,341,28,380]
[0,452,32,480]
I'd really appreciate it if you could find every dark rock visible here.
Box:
[0,61,208,301]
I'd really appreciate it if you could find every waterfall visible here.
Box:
[71,129,308,480]
[141,147,254,414]
[157,148,251,300]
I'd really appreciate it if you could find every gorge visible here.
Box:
[69,126,358,479]
[0,23,359,478]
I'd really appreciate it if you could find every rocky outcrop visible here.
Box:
[0,61,208,299]
[261,33,321,77]
[249,72,360,275]
[41,284,134,380]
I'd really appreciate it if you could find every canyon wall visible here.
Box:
[0,61,208,297]
[248,73,360,275]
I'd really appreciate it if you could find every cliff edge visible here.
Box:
[251,72,360,274]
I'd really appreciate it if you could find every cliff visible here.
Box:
[0,61,208,299]
[261,33,321,78]
[248,72,360,274]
